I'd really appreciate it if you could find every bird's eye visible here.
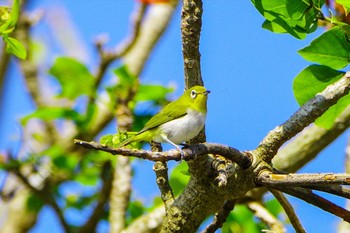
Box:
[190,90,197,99]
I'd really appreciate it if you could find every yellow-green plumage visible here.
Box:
[117,86,210,150]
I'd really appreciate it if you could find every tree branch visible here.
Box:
[247,201,285,233]
[269,189,306,233]
[79,162,113,233]
[73,140,252,169]
[94,2,147,87]
[181,0,203,88]
[200,200,235,233]
[273,104,350,173]
[256,71,350,163]
[151,142,174,210]
[257,172,350,187]
[273,186,350,222]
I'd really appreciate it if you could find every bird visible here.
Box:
[117,85,210,151]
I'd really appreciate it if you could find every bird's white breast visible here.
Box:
[158,109,206,144]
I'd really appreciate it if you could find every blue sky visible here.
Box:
[1,0,349,232]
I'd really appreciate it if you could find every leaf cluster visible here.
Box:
[0,0,26,59]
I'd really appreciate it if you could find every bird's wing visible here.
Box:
[138,103,188,134]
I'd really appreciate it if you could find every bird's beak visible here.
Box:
[204,90,210,95]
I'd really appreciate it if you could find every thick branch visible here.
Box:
[273,104,350,173]
[181,0,203,87]
[256,71,350,163]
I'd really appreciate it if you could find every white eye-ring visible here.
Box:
[190,90,197,99]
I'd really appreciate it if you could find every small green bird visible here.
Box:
[117,85,210,151]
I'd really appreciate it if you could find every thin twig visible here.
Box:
[269,189,306,233]
[201,200,235,233]
[273,186,350,222]
[9,166,71,232]
[79,162,113,233]
[247,201,285,233]
[303,185,350,199]
[73,140,252,169]
[256,71,350,163]
[94,2,147,86]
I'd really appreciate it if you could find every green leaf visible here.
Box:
[0,6,11,29]
[315,93,350,128]
[49,57,95,99]
[0,0,20,34]
[3,36,27,59]
[337,0,350,12]
[169,162,190,196]
[127,200,145,224]
[21,107,84,126]
[52,154,79,171]
[26,194,44,212]
[100,134,114,147]
[135,85,173,102]
[74,167,99,186]
[251,0,322,39]
[222,205,262,233]
[265,198,284,218]
[298,27,350,70]
[293,65,344,105]
[293,65,349,128]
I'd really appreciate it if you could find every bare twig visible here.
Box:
[269,189,306,233]
[303,185,350,199]
[201,200,235,233]
[274,187,350,222]
[256,71,350,163]
[9,166,72,232]
[79,162,113,233]
[94,2,147,86]
[247,200,285,233]
[338,136,350,232]
[73,140,252,169]
[257,172,350,187]
[151,142,174,210]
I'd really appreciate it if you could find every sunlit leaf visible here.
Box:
[127,200,145,224]
[100,134,114,147]
[0,0,20,34]
[251,0,323,39]
[169,162,190,196]
[21,107,84,126]
[3,36,27,59]
[336,0,350,12]
[298,27,350,70]
[293,65,349,129]
[49,57,95,99]
[135,85,173,102]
